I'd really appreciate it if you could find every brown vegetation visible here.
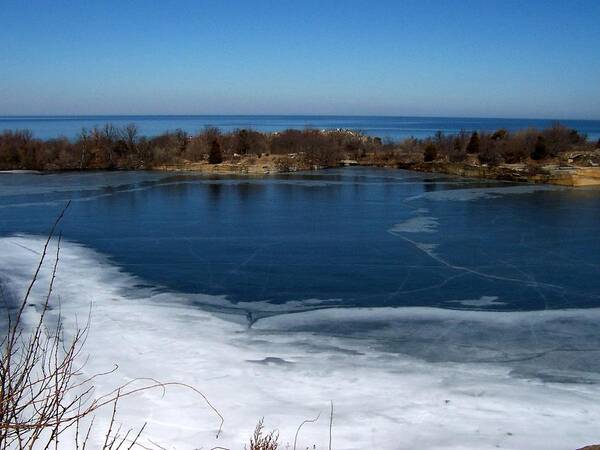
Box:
[398,122,594,168]
[0,204,226,449]
[247,419,279,450]
[0,126,381,171]
[1,122,598,184]
[0,205,340,449]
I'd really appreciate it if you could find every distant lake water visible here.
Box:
[2,115,600,141]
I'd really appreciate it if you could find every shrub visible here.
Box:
[501,145,529,164]
[46,137,76,169]
[0,129,40,170]
[208,139,223,164]
[466,132,480,154]
[448,137,467,162]
[432,131,453,158]
[478,147,503,166]
[185,127,221,161]
[185,136,207,161]
[229,128,267,156]
[531,136,548,160]
[541,122,584,157]
[498,133,530,164]
[423,143,438,162]
[269,129,342,166]
[449,149,467,163]
[249,419,279,450]
[491,128,508,140]
[148,130,187,154]
[152,146,176,165]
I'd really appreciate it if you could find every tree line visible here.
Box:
[423,123,595,165]
[0,122,598,171]
[0,126,381,170]
[371,122,599,167]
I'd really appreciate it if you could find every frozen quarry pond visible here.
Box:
[1,168,600,449]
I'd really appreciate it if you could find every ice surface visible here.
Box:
[449,296,507,307]
[389,216,439,233]
[407,184,565,202]
[1,236,600,449]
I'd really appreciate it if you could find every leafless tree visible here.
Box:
[0,203,224,449]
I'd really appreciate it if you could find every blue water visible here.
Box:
[2,115,600,141]
[5,169,600,447]
[1,168,599,314]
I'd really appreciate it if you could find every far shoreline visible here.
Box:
[4,162,600,187]
[2,124,600,186]
[157,159,600,186]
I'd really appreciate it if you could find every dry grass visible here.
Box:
[247,418,279,450]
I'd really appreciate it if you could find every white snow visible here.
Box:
[1,236,600,450]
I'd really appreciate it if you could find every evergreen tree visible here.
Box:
[531,136,548,160]
[236,129,249,155]
[453,137,462,151]
[466,132,480,154]
[423,143,438,162]
[208,139,223,164]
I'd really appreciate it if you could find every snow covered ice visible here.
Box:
[2,235,600,450]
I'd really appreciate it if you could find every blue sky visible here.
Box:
[1,0,599,118]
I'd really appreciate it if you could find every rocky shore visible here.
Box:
[394,161,600,186]
[154,152,600,186]
[154,154,308,175]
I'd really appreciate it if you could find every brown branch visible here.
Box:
[293,412,320,450]
[328,401,334,450]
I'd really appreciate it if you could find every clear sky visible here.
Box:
[1,0,599,118]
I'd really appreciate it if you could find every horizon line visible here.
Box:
[1,113,599,122]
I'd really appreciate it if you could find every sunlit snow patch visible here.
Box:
[1,236,600,450]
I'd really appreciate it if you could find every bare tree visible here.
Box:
[78,129,90,169]
[0,203,224,449]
